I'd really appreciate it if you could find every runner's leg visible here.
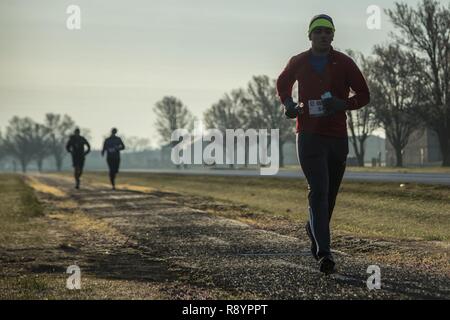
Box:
[298,132,331,259]
[107,156,118,189]
[327,136,348,221]
[74,167,80,188]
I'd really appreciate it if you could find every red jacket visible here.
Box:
[276,47,370,137]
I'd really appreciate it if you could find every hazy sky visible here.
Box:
[0,0,422,148]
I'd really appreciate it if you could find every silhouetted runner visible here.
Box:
[276,14,370,274]
[102,128,125,190]
[66,128,91,189]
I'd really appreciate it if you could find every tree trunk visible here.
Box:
[349,137,364,167]
[244,142,248,168]
[20,159,27,173]
[436,128,450,167]
[357,153,365,167]
[443,147,450,167]
[271,141,284,168]
[358,139,366,167]
[37,159,43,172]
[395,147,403,167]
[351,137,366,167]
[55,155,63,171]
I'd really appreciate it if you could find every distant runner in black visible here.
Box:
[66,128,91,189]
[102,128,125,190]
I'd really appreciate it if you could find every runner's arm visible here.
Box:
[84,139,91,156]
[276,56,298,106]
[101,140,106,157]
[345,59,370,110]
[118,138,125,151]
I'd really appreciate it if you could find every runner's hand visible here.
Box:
[283,97,302,119]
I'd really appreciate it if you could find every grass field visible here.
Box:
[79,172,450,243]
[0,175,172,299]
[0,174,44,245]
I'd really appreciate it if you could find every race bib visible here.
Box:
[308,100,325,117]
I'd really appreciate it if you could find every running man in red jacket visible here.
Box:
[276,14,370,274]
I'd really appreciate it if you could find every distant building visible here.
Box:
[385,128,442,166]
[349,135,385,166]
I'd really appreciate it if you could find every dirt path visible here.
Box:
[4,174,449,299]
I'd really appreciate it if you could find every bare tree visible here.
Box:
[0,130,7,172]
[203,89,248,167]
[0,130,5,161]
[154,96,194,146]
[242,75,295,167]
[31,123,52,172]
[204,89,246,130]
[387,0,450,166]
[369,44,423,167]
[122,136,152,152]
[3,117,38,172]
[44,113,76,171]
[347,107,378,166]
[346,50,378,166]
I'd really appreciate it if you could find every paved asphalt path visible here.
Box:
[120,168,450,186]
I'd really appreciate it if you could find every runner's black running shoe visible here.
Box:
[305,222,318,261]
[319,255,336,275]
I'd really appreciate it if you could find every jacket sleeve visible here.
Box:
[345,59,370,110]
[276,56,298,105]
[101,139,107,156]
[84,138,91,155]
[119,138,125,151]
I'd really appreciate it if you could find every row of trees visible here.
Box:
[153,0,450,168]
[347,0,450,167]
[0,114,154,172]
[153,75,294,167]
[204,76,294,167]
[0,114,77,172]
[2,1,447,169]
